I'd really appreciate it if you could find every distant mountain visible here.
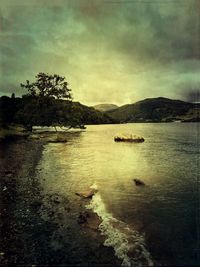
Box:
[93,104,118,112]
[106,97,200,123]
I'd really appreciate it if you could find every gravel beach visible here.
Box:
[0,138,119,266]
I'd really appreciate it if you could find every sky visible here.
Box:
[0,0,200,106]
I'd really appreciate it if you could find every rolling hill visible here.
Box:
[106,97,200,123]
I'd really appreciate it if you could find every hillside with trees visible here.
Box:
[0,96,117,129]
[0,73,117,132]
[106,97,200,123]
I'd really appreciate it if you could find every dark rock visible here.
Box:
[133,178,145,186]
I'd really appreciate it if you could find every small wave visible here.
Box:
[86,189,153,267]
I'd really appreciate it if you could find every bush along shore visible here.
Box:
[0,137,120,266]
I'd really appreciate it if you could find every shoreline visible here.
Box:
[0,138,120,266]
[0,139,45,265]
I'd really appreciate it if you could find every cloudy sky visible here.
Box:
[0,0,199,105]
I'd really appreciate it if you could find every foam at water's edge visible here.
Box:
[86,188,154,267]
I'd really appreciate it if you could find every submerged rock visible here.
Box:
[76,188,97,198]
[133,178,145,186]
[114,134,145,143]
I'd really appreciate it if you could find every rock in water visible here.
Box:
[76,188,97,198]
[133,178,145,186]
[114,134,145,143]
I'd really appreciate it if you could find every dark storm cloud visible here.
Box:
[101,1,199,61]
[0,0,199,104]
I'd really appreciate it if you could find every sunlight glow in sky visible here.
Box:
[0,0,200,105]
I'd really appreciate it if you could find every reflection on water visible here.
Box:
[37,123,199,266]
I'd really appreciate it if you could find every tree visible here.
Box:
[21,72,72,100]
[0,96,18,127]
[19,73,83,131]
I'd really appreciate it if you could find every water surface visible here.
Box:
[37,123,199,266]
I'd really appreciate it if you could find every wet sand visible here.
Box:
[0,139,119,266]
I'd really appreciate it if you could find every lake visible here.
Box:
[36,123,199,266]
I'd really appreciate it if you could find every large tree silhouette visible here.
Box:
[19,73,83,131]
[21,73,72,100]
